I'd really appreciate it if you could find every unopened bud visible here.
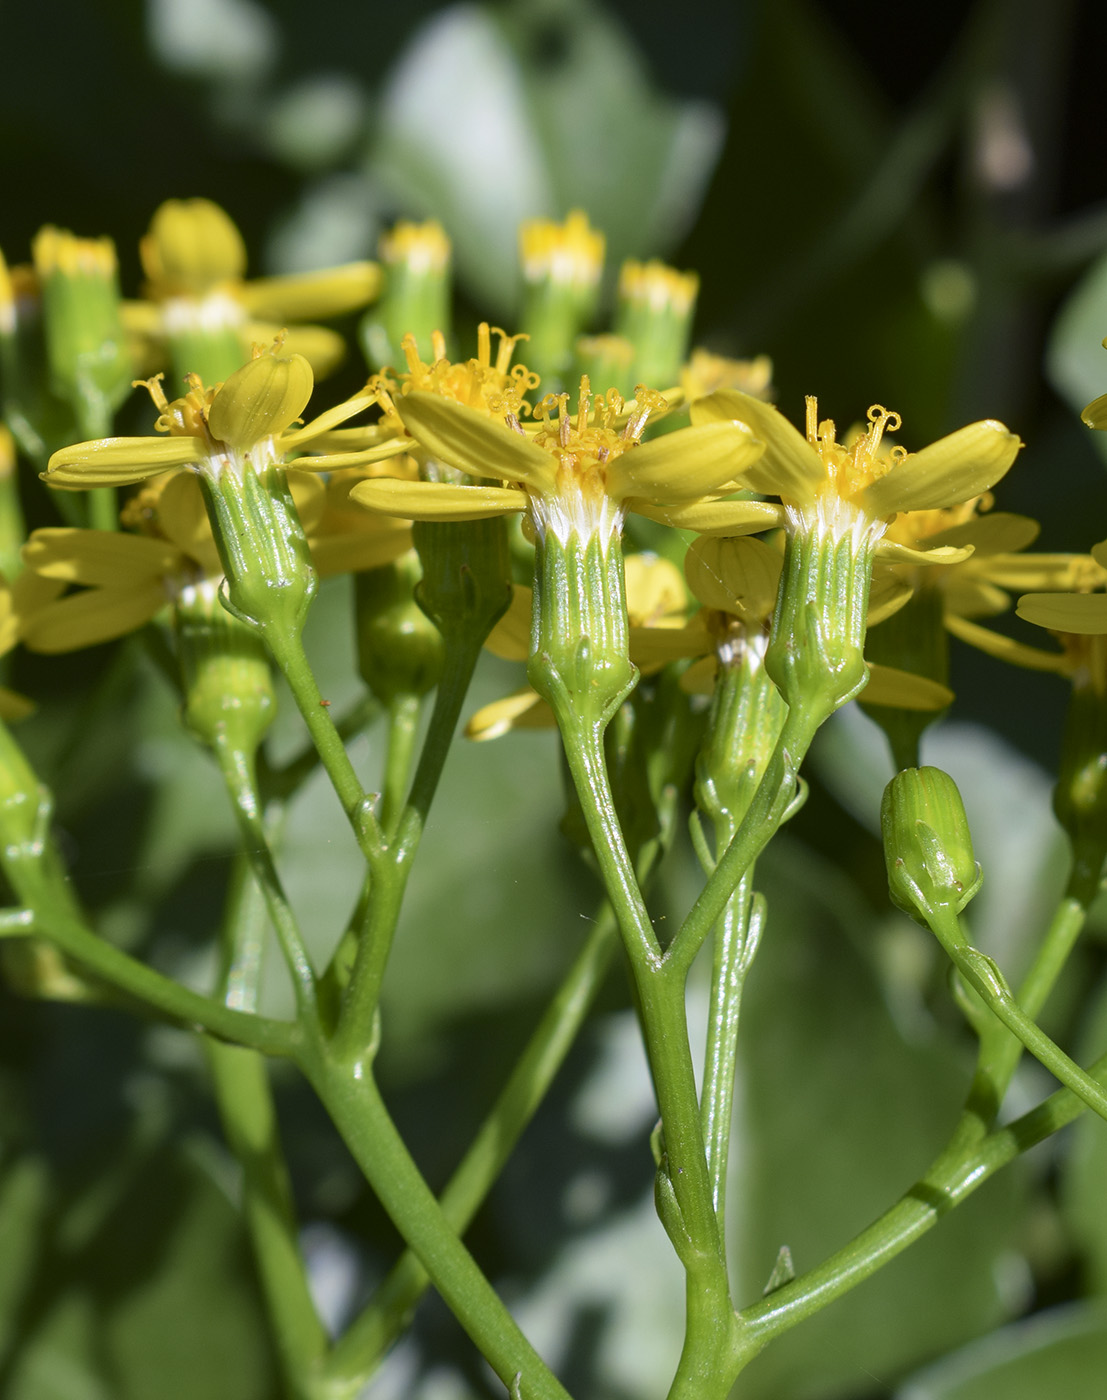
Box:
[881,766,981,923]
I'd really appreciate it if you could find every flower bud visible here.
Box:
[32,226,132,434]
[518,211,605,389]
[613,259,699,395]
[140,198,247,298]
[174,579,276,755]
[881,766,982,924]
[361,220,452,371]
[355,549,443,702]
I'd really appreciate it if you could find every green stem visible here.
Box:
[86,485,116,532]
[737,1047,1107,1359]
[260,694,379,803]
[332,631,483,1065]
[701,871,763,1233]
[929,907,1107,1122]
[972,886,1089,1120]
[556,713,732,1353]
[381,692,422,838]
[326,898,621,1384]
[666,707,817,978]
[0,865,295,1055]
[263,625,381,860]
[211,735,319,1024]
[207,1041,330,1397]
[305,1061,572,1400]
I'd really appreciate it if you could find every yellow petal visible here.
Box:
[286,442,412,472]
[309,523,412,578]
[630,621,711,670]
[485,586,532,661]
[624,554,686,625]
[1081,394,1107,430]
[465,688,555,741]
[679,655,718,694]
[399,392,557,489]
[141,198,246,294]
[943,577,1010,619]
[607,422,763,503]
[248,322,346,379]
[922,511,1039,556]
[351,477,525,522]
[23,529,182,588]
[859,421,1021,516]
[286,470,327,533]
[946,612,1067,671]
[684,535,781,619]
[874,540,974,566]
[1016,592,1107,635]
[156,472,222,576]
[867,570,913,625]
[0,686,34,722]
[864,664,954,711]
[45,436,201,487]
[22,585,167,653]
[690,390,825,502]
[280,391,379,450]
[237,262,381,320]
[981,553,1105,593]
[631,498,784,536]
[208,352,314,451]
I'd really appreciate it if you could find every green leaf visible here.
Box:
[894,1302,1107,1399]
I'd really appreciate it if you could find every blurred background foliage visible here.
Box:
[5,0,1107,1396]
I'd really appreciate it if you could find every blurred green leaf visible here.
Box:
[1046,246,1107,466]
[894,1302,1107,1399]
[368,0,723,315]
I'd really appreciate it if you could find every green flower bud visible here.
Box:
[573,334,635,400]
[0,250,80,461]
[881,766,982,924]
[518,211,605,390]
[355,549,444,702]
[32,226,132,435]
[361,220,452,371]
[613,259,699,394]
[174,580,276,754]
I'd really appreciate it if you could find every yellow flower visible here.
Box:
[680,349,774,404]
[676,534,952,710]
[121,198,381,378]
[1016,539,1107,638]
[875,495,1106,660]
[21,466,411,654]
[519,211,605,297]
[42,341,401,490]
[352,375,762,545]
[0,569,62,717]
[682,390,1022,556]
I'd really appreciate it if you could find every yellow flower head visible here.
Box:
[372,323,539,435]
[124,198,381,379]
[617,260,699,318]
[352,372,762,546]
[689,389,1022,559]
[43,339,398,490]
[379,220,451,275]
[519,210,605,292]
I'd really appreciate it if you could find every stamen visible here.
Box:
[477,322,490,368]
[805,396,819,443]
[865,404,902,456]
[430,330,447,363]
[575,376,592,435]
